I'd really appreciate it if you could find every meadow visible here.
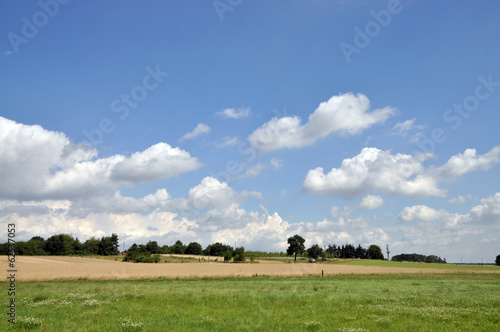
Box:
[3,273,499,331]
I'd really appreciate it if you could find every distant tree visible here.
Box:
[25,237,47,255]
[128,243,138,252]
[145,241,159,254]
[203,242,232,256]
[160,245,170,254]
[325,244,337,258]
[496,255,500,266]
[98,233,119,256]
[171,240,186,254]
[392,253,446,263]
[185,242,203,255]
[366,245,384,260]
[83,237,100,255]
[224,250,232,262]
[355,244,366,259]
[307,244,323,260]
[44,234,75,255]
[344,244,356,259]
[73,238,84,255]
[232,247,245,262]
[286,234,305,263]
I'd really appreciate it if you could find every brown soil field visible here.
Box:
[6,256,500,281]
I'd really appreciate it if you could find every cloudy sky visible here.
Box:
[1,1,499,263]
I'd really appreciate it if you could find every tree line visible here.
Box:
[391,253,446,263]
[286,234,385,262]
[4,233,477,265]
[123,240,246,263]
[0,234,119,256]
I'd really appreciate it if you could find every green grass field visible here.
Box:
[3,273,499,331]
[337,259,500,271]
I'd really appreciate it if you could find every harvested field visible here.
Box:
[10,256,500,281]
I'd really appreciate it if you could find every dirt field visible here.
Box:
[8,256,500,281]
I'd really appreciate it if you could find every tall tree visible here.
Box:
[98,233,119,255]
[495,255,500,266]
[286,234,305,263]
[355,244,366,259]
[344,244,356,259]
[366,245,384,260]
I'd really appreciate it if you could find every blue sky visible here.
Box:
[1,0,499,262]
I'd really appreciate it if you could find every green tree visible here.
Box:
[224,250,232,262]
[73,238,84,255]
[307,244,323,260]
[286,234,305,263]
[26,237,47,255]
[496,255,500,266]
[232,247,245,262]
[203,242,232,256]
[83,237,100,255]
[44,234,75,255]
[185,242,203,255]
[145,241,159,254]
[171,240,185,254]
[98,233,119,256]
[355,244,366,259]
[344,244,356,258]
[366,245,384,260]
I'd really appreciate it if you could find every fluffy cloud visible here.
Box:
[215,107,251,119]
[179,123,211,142]
[398,205,450,223]
[358,195,384,210]
[0,117,201,200]
[303,146,500,199]
[303,147,442,199]
[469,193,500,225]
[398,193,500,227]
[248,93,395,153]
[435,146,500,180]
[111,143,201,182]
[393,194,500,260]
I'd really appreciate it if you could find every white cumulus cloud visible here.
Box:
[0,116,201,200]
[435,146,500,180]
[358,195,384,210]
[248,93,395,153]
[303,147,442,199]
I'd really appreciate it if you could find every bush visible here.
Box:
[233,253,245,262]
[224,251,232,262]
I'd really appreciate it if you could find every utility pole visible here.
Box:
[386,244,390,261]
